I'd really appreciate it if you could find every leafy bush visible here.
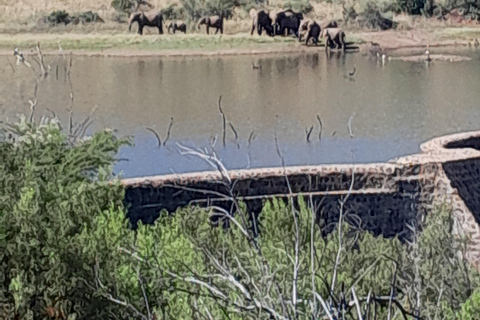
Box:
[0,115,130,319]
[1,115,480,319]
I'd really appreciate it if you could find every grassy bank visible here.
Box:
[0,31,371,57]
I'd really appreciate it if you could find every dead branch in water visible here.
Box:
[218,95,226,147]
[146,127,162,148]
[36,42,48,78]
[305,125,314,143]
[228,122,238,141]
[348,113,355,139]
[68,92,74,136]
[317,114,323,141]
[248,130,256,147]
[163,117,174,146]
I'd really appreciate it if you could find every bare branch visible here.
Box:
[317,114,323,141]
[248,130,256,147]
[36,42,48,78]
[305,125,314,143]
[351,287,363,320]
[146,127,162,148]
[348,113,355,139]
[137,267,151,320]
[218,95,226,147]
[163,117,174,146]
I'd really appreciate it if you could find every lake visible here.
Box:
[1,47,480,178]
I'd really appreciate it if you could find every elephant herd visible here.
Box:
[128,11,223,35]
[250,8,346,50]
[127,8,347,50]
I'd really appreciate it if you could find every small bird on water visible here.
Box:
[425,45,432,62]
[14,48,24,64]
[474,38,479,48]
[14,48,31,67]
[349,66,356,76]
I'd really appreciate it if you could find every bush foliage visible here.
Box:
[1,116,480,319]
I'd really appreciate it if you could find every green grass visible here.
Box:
[0,31,367,53]
[0,33,306,52]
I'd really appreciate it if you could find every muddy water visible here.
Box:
[1,48,480,178]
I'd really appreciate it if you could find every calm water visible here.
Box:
[1,48,480,178]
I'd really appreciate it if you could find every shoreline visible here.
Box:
[0,28,477,58]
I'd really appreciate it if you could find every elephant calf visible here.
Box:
[197,15,224,35]
[168,21,187,34]
[321,28,346,51]
[128,11,164,35]
[299,19,321,46]
[249,9,274,36]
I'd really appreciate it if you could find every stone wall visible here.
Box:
[121,130,480,268]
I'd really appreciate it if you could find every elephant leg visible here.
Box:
[215,27,219,34]
[138,24,144,35]
[207,25,210,34]
[251,22,255,35]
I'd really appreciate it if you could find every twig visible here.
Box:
[387,262,398,320]
[146,127,162,147]
[434,281,444,320]
[248,130,256,147]
[137,267,151,320]
[348,113,355,139]
[36,42,48,78]
[218,95,226,147]
[46,108,57,119]
[163,117,174,146]
[309,194,317,316]
[331,169,355,296]
[317,114,323,141]
[305,125,314,143]
[351,287,363,320]
[28,99,37,123]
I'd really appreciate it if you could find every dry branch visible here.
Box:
[163,117,174,146]
[146,127,162,147]
[306,125,314,143]
[218,95,226,147]
[317,114,323,141]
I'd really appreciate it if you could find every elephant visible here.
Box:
[299,19,321,46]
[319,19,338,30]
[197,15,224,34]
[275,10,304,37]
[321,28,346,51]
[269,9,296,35]
[250,9,274,36]
[128,11,164,35]
[167,20,187,34]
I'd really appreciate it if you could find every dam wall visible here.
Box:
[121,131,480,267]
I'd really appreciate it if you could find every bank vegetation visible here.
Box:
[1,112,480,320]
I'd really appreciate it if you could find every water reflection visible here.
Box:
[0,50,480,177]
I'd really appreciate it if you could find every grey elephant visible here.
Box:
[269,9,295,35]
[128,11,164,35]
[299,19,321,46]
[168,20,187,34]
[275,10,304,37]
[319,19,338,30]
[249,9,274,36]
[197,15,224,34]
[321,27,346,51]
